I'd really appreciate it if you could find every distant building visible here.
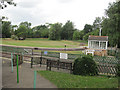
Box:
[88,35,108,50]
[85,35,108,56]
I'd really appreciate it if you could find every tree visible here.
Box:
[73,30,80,40]
[83,29,99,41]
[32,24,49,38]
[92,17,102,30]
[61,20,75,40]
[0,0,16,9]
[16,25,28,40]
[2,21,11,38]
[79,30,84,40]
[19,21,31,29]
[19,21,32,38]
[49,23,62,40]
[83,24,93,34]
[11,25,18,35]
[102,2,120,47]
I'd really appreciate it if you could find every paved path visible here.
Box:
[2,57,57,88]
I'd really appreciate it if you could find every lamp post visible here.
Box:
[99,25,102,36]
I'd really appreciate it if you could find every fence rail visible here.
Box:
[97,64,117,75]
[1,45,120,76]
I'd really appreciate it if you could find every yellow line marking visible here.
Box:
[3,61,5,64]
[0,57,31,64]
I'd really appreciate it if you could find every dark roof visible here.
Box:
[88,35,108,41]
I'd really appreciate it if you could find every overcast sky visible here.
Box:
[1,0,116,30]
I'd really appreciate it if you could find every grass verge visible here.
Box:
[38,71,118,88]
[2,38,87,48]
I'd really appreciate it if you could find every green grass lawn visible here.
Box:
[2,38,87,48]
[38,71,118,88]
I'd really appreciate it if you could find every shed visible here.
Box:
[88,35,108,50]
[85,35,108,56]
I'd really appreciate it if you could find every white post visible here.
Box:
[106,41,108,49]
[99,28,102,36]
[88,41,89,48]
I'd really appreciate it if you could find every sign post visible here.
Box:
[17,55,19,83]
[34,70,37,88]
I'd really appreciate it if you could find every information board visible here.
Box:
[60,53,68,59]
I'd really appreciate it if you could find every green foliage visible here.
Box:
[11,35,18,40]
[73,30,80,40]
[116,64,120,77]
[83,29,99,41]
[2,21,11,38]
[79,30,84,40]
[92,17,102,30]
[83,24,93,34]
[49,23,62,40]
[102,2,120,47]
[61,20,75,40]
[73,55,98,76]
[32,25,49,38]
[16,25,28,40]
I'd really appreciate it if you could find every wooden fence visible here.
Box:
[1,45,119,76]
[97,64,117,75]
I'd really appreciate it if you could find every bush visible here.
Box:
[11,35,18,40]
[116,64,120,77]
[73,55,98,76]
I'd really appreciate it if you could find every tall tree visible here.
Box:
[73,30,80,40]
[83,24,93,34]
[2,21,11,38]
[102,2,120,47]
[32,24,49,38]
[61,20,75,40]
[11,25,18,35]
[16,25,28,40]
[19,21,32,38]
[92,17,102,30]
[49,23,62,40]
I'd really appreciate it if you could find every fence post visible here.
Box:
[31,57,33,68]
[40,51,42,67]
[11,53,13,73]
[70,63,72,74]
[46,59,48,70]
[31,49,33,68]
[57,59,59,70]
[34,70,37,88]
[22,52,24,62]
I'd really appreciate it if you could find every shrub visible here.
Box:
[11,35,18,40]
[73,55,98,76]
[116,64,120,77]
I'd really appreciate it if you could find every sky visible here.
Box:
[0,0,116,30]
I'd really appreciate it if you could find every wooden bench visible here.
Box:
[46,59,73,73]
